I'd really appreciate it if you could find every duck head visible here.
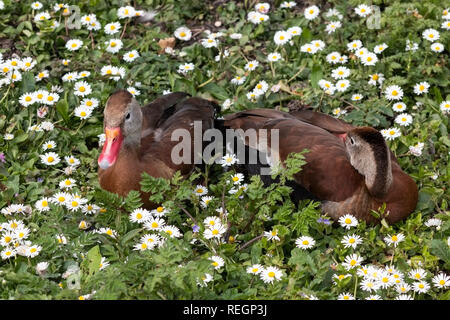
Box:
[343,127,393,198]
[98,90,143,170]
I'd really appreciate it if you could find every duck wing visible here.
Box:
[141,96,217,175]
[225,111,363,202]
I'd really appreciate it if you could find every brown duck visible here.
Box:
[223,108,418,224]
[98,90,216,208]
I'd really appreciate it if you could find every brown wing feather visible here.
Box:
[142,96,216,174]
[289,109,355,134]
[263,119,363,202]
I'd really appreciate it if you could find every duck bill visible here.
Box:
[98,127,123,169]
[337,133,347,143]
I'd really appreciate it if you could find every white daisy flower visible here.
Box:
[392,102,407,112]
[335,79,350,92]
[440,100,450,114]
[123,50,140,62]
[430,42,444,53]
[360,52,378,66]
[338,214,358,229]
[174,26,192,41]
[347,40,363,51]
[337,292,355,300]
[295,236,316,249]
[260,266,283,283]
[247,264,263,274]
[104,22,121,35]
[178,63,195,74]
[394,113,413,126]
[384,85,403,100]
[80,97,99,109]
[326,52,341,64]
[42,140,56,151]
[432,273,450,289]
[231,75,246,85]
[219,153,238,166]
[267,52,282,62]
[194,185,208,196]
[244,60,259,71]
[73,81,92,96]
[422,28,440,42]
[144,217,166,231]
[264,229,280,242]
[304,5,320,20]
[162,225,182,238]
[287,26,302,37]
[331,66,350,79]
[341,234,363,249]
[342,253,363,270]
[381,128,401,141]
[412,281,430,294]
[105,39,123,53]
[354,4,372,17]
[19,92,35,107]
[325,21,341,34]
[409,268,427,281]
[65,39,83,51]
[117,6,135,19]
[40,152,61,166]
[300,43,317,54]
[59,178,76,190]
[209,255,225,269]
[413,81,430,95]
[203,223,227,239]
[152,206,167,217]
[74,105,92,119]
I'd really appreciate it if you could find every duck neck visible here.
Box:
[351,146,393,199]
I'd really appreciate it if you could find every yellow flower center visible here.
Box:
[180,31,186,37]
[345,218,351,224]
[110,42,117,47]
[268,271,275,278]
[349,238,355,243]
[47,156,54,163]
[42,200,48,207]
[157,206,164,213]
[79,86,85,92]
[30,248,37,253]
[151,222,158,228]
[212,229,219,235]
[419,85,425,91]
[25,96,32,102]
[136,213,142,219]
[392,235,398,241]
[309,9,314,14]
[141,243,147,249]
[37,93,43,99]
[392,90,398,96]
[197,188,204,193]
[439,280,445,285]
[106,230,113,235]
[71,43,77,48]
[212,261,218,267]
[58,196,65,202]
[302,240,309,245]
[80,111,87,117]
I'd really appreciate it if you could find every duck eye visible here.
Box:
[350,137,355,145]
[125,113,131,120]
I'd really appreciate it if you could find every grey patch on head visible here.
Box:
[99,160,111,170]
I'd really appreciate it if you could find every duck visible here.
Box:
[98,90,217,208]
[223,108,418,224]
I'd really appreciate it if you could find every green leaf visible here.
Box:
[55,98,70,125]
[310,64,323,89]
[430,240,450,267]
